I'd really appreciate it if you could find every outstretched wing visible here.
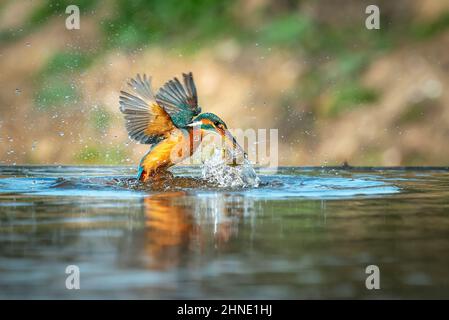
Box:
[119,74,175,144]
[155,72,202,128]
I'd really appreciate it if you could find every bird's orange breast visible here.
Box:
[139,128,199,180]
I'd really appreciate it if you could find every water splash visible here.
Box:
[0,166,402,199]
[201,148,260,188]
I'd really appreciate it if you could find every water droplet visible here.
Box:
[15,88,21,95]
[59,132,65,137]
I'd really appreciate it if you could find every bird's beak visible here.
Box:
[220,128,247,165]
[190,121,247,165]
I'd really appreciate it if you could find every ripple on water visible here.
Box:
[3,166,448,299]
[0,166,399,199]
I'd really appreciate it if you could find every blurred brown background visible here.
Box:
[0,0,448,166]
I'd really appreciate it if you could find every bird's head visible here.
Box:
[187,113,246,161]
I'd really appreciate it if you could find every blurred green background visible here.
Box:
[0,0,448,166]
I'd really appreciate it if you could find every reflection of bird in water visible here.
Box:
[119,73,245,182]
[140,192,254,270]
[143,192,194,269]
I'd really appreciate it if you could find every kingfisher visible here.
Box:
[119,72,243,182]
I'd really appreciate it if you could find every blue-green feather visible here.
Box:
[155,72,201,128]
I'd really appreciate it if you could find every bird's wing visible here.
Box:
[155,72,202,128]
[119,74,175,144]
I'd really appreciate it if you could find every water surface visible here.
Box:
[1,166,449,299]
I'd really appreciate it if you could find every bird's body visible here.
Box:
[137,127,198,181]
[119,72,241,182]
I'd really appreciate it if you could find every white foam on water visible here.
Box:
[201,148,260,188]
